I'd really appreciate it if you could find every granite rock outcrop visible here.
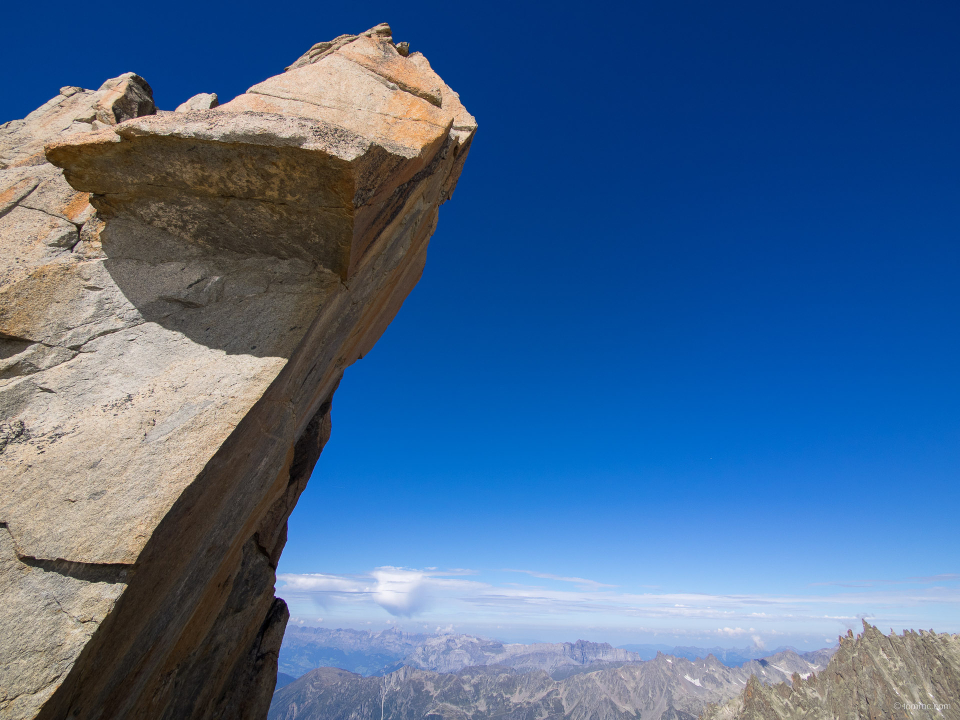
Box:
[0,24,474,720]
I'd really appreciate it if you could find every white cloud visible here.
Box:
[276,566,960,638]
[371,567,432,617]
[717,627,752,637]
[278,566,488,618]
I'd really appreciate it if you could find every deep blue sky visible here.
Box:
[5,0,958,645]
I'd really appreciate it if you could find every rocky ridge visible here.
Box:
[404,634,645,675]
[0,23,474,720]
[663,645,823,668]
[268,648,833,720]
[278,626,835,681]
[700,621,960,720]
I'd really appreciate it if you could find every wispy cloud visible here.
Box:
[277,566,960,639]
[909,574,960,583]
[716,627,754,637]
[280,567,488,617]
[809,573,960,588]
[504,569,617,590]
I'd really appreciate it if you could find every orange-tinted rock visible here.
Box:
[0,23,474,720]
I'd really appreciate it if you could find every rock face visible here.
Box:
[0,23,475,720]
[700,622,960,720]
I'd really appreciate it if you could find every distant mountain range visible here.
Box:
[620,644,812,667]
[272,623,960,719]
[269,648,831,720]
[271,627,836,720]
[279,626,430,678]
[405,635,643,675]
[279,626,830,679]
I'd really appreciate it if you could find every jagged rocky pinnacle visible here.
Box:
[700,621,960,720]
[0,23,475,720]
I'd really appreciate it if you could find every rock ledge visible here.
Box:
[0,23,474,720]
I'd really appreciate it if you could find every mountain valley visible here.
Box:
[271,624,960,719]
[271,628,836,720]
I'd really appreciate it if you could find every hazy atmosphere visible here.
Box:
[7,0,958,653]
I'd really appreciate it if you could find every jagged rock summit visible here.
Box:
[0,24,475,720]
[700,621,960,720]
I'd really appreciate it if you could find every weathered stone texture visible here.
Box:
[175,93,219,113]
[700,622,960,720]
[0,23,474,720]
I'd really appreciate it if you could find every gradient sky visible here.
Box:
[5,0,958,649]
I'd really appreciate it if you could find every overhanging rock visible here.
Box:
[0,23,474,720]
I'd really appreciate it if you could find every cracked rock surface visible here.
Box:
[0,23,475,720]
[700,622,960,720]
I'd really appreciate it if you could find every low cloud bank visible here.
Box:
[278,567,960,641]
